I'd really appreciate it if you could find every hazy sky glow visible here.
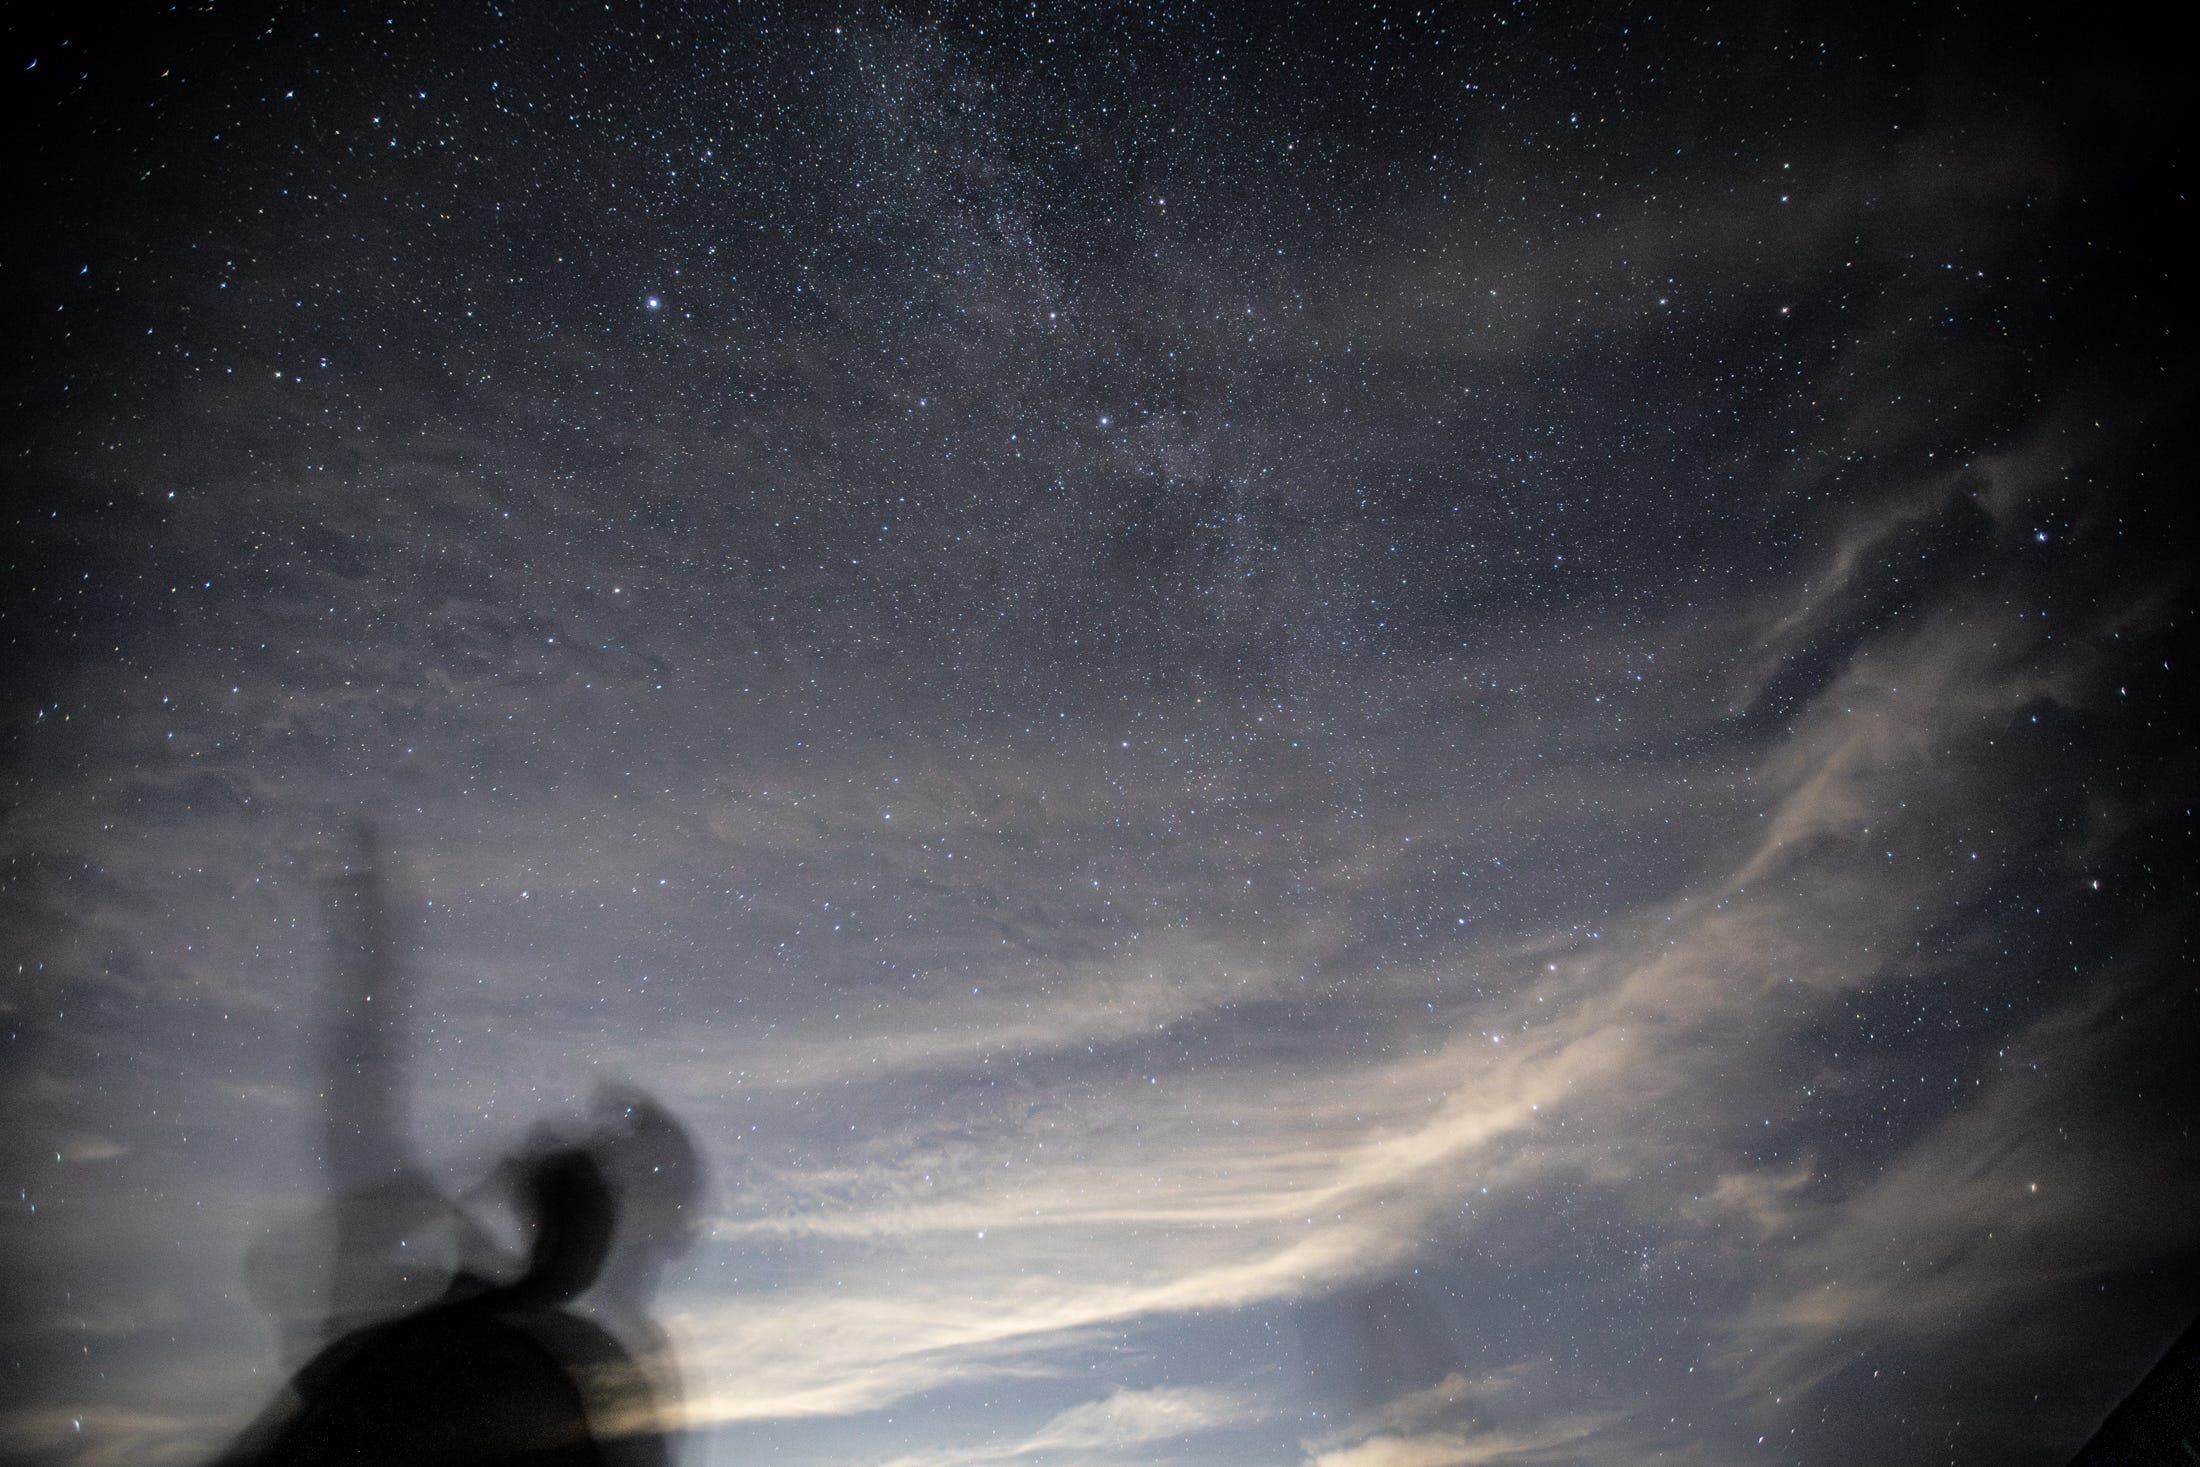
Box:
[3,6,2195,1465]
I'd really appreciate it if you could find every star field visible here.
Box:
[2,5,2196,1465]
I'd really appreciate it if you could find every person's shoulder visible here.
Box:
[246,1296,605,1463]
[502,1301,632,1363]
[493,1303,671,1465]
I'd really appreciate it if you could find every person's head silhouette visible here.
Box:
[584,1087,704,1306]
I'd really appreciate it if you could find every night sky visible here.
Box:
[4,4,2197,1464]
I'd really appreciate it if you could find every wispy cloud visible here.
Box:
[864,1386,1258,1467]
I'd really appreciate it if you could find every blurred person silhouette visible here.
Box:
[216,825,703,1465]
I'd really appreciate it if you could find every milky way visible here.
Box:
[4,6,2195,1465]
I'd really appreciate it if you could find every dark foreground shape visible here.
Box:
[215,828,700,1464]
[2067,1311,2200,1466]
[215,1149,669,1467]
